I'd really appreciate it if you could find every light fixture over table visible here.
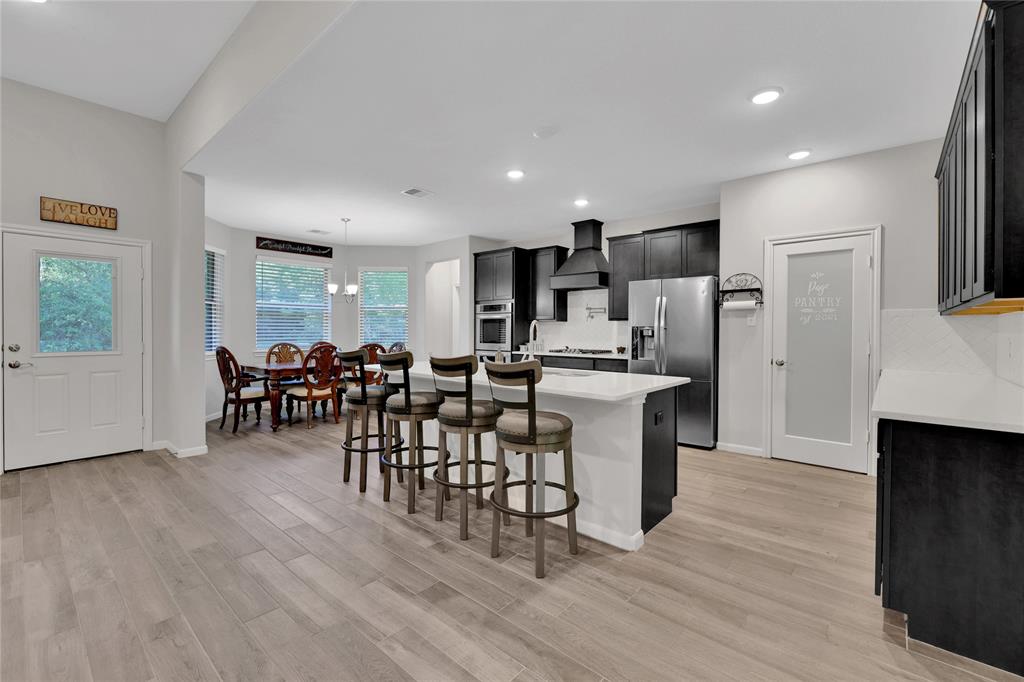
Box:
[340,218,358,304]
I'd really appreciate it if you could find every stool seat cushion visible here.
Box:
[438,399,501,424]
[233,386,268,400]
[286,386,335,400]
[496,410,573,444]
[386,391,441,415]
[343,385,388,407]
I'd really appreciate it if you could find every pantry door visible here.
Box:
[3,232,144,470]
[768,232,875,473]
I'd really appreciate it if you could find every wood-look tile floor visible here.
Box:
[0,415,1014,681]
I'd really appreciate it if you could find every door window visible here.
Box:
[38,255,115,353]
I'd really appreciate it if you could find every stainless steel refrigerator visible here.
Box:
[628,276,718,448]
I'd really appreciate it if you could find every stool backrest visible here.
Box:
[302,344,340,392]
[484,360,541,440]
[387,341,407,353]
[429,355,478,421]
[215,346,244,395]
[378,351,416,411]
[338,348,370,401]
[266,342,303,365]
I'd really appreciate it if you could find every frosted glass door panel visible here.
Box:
[784,249,853,444]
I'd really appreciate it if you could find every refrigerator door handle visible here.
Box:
[659,296,668,374]
[653,296,663,373]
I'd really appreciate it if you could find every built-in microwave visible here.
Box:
[475,301,513,352]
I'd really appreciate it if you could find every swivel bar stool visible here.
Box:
[429,356,508,540]
[338,348,391,492]
[379,351,443,514]
[485,360,579,578]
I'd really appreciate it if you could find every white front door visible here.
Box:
[769,234,873,473]
[3,233,143,470]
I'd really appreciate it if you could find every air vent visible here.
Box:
[307,228,330,235]
[401,187,433,198]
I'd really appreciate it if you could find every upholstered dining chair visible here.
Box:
[216,346,269,433]
[286,344,342,428]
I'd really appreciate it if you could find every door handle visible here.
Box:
[7,344,20,352]
[653,296,663,373]
[659,296,668,375]
[7,361,33,369]
[775,359,786,366]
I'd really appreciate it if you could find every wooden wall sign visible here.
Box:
[256,236,333,259]
[40,196,118,230]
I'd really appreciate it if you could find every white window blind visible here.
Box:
[204,249,224,353]
[255,258,331,349]
[358,270,408,346]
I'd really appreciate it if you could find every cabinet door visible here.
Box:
[594,359,627,373]
[475,253,494,302]
[644,229,683,279]
[682,224,719,276]
[540,356,593,370]
[492,251,514,300]
[962,76,977,304]
[532,249,555,320]
[608,236,645,320]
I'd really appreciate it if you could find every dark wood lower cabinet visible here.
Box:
[876,419,1024,675]
[641,387,677,533]
[539,356,627,372]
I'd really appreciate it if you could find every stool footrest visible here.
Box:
[340,435,403,455]
[433,461,510,491]
[489,480,580,519]
[380,447,442,472]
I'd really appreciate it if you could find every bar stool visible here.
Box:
[339,348,391,492]
[378,351,444,514]
[430,356,509,540]
[485,360,579,578]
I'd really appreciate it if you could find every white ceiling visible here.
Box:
[1,0,253,121]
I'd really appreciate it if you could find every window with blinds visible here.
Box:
[204,249,224,353]
[358,270,409,346]
[255,258,331,349]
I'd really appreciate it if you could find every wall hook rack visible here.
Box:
[720,273,763,307]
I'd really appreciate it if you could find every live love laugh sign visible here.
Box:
[40,196,118,230]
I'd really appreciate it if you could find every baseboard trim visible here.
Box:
[716,442,766,458]
[148,440,208,458]
[206,412,222,422]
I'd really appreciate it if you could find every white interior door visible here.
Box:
[769,234,872,473]
[3,233,143,470]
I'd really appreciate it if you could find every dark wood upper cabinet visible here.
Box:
[608,235,645,320]
[644,229,683,279]
[681,221,720,276]
[937,2,1024,315]
[529,246,568,321]
[474,247,527,303]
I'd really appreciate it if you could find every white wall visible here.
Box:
[502,203,721,351]
[715,138,1023,455]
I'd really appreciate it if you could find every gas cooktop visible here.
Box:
[547,348,614,355]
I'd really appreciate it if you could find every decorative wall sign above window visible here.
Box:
[39,196,118,230]
[255,236,333,259]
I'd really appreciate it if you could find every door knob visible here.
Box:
[775,359,786,366]
[7,344,20,352]
[7,361,32,369]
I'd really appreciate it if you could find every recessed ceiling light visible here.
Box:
[574,198,589,208]
[788,149,811,161]
[751,87,783,105]
[506,169,525,181]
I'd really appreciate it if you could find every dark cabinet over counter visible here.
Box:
[937,1,1024,316]
[530,246,568,321]
[608,220,720,320]
[875,418,1024,676]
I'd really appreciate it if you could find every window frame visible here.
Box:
[357,266,410,347]
[204,246,225,356]
[254,254,333,351]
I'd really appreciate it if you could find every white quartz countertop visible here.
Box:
[404,363,688,402]
[871,370,1024,434]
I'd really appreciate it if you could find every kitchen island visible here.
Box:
[404,364,689,550]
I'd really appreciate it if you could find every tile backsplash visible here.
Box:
[881,308,1024,387]
[532,290,630,352]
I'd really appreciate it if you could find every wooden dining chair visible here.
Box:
[285,344,342,428]
[216,346,269,433]
[357,342,388,385]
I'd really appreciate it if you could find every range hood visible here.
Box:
[549,219,609,291]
